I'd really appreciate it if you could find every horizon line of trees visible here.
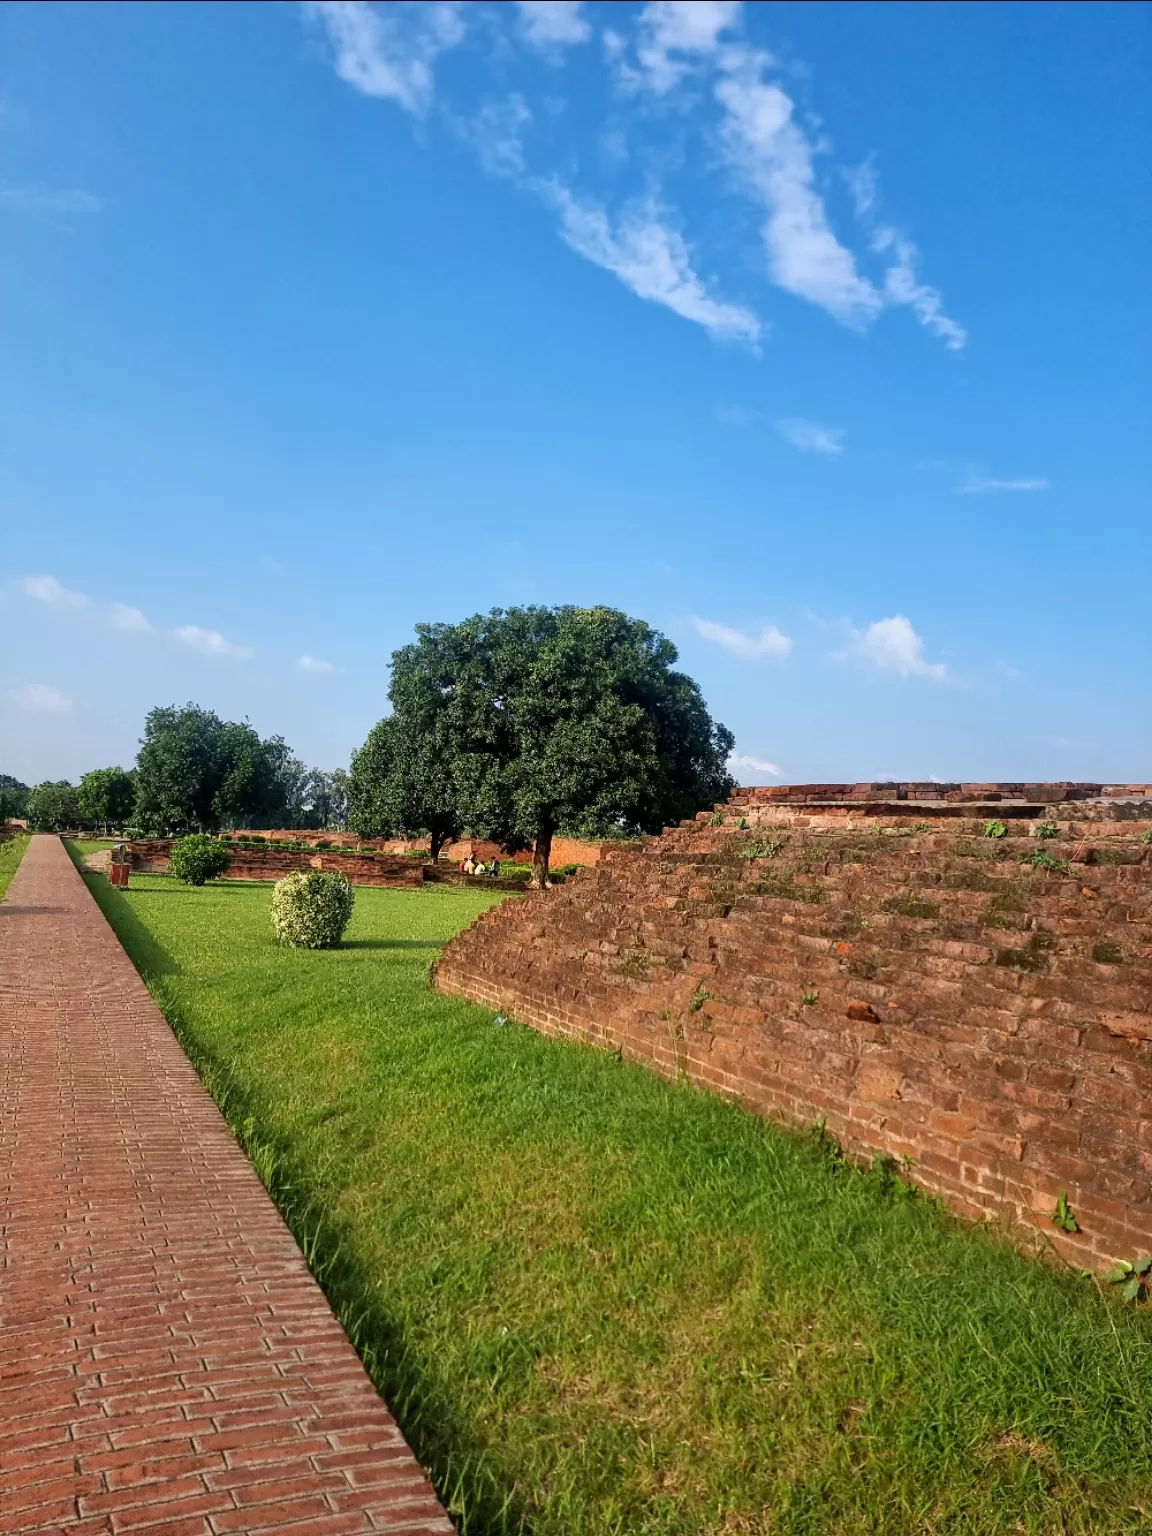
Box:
[5,707,349,836]
[6,605,735,884]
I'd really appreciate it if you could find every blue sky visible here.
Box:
[2,0,1149,787]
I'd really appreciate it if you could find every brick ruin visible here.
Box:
[436,783,1152,1268]
[121,839,526,891]
[124,838,425,889]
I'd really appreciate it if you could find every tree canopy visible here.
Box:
[26,780,80,832]
[0,774,30,821]
[134,704,293,833]
[77,767,136,832]
[363,606,733,885]
[349,714,464,862]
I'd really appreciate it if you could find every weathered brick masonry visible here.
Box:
[127,841,425,889]
[437,784,1152,1269]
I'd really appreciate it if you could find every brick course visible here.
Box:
[437,787,1152,1268]
[126,841,425,889]
[0,836,452,1534]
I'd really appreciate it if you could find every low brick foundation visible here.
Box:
[126,840,424,888]
[436,785,1152,1269]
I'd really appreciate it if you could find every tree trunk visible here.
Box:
[531,824,553,890]
[430,828,447,863]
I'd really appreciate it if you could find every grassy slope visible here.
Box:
[71,855,1152,1536]
[0,833,30,899]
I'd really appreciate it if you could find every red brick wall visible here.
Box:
[126,840,424,889]
[436,790,1152,1269]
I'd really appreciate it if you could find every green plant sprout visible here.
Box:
[1050,1191,1079,1233]
[1103,1256,1152,1303]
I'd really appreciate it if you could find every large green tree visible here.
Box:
[349,715,463,861]
[77,767,136,833]
[26,780,80,832]
[134,704,293,833]
[0,774,30,822]
[385,606,734,887]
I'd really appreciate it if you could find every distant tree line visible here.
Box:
[6,606,733,873]
[348,606,734,888]
[6,705,348,835]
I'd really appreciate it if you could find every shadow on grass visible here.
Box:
[81,873,182,982]
[163,1024,533,1536]
[341,937,441,952]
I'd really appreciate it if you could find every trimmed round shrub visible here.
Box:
[169,834,231,886]
[270,870,354,949]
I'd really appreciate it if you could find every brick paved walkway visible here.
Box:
[0,837,454,1535]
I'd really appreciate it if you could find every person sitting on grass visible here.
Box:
[490,859,501,878]
[463,854,476,874]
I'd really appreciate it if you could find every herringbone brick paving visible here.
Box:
[0,836,453,1535]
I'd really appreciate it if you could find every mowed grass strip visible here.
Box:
[0,831,30,899]
[72,854,1152,1536]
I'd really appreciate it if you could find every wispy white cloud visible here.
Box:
[837,615,947,681]
[692,616,792,660]
[20,574,251,657]
[174,625,253,660]
[775,416,844,456]
[715,58,884,329]
[873,226,966,350]
[453,95,532,178]
[617,7,960,345]
[299,654,339,674]
[728,750,782,779]
[538,181,761,343]
[8,683,72,715]
[0,184,105,217]
[516,1,590,53]
[108,602,151,632]
[843,157,877,217]
[302,0,465,115]
[22,573,87,609]
[958,473,1048,494]
[304,0,961,350]
[628,0,741,93]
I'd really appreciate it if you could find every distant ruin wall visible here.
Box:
[437,787,1152,1269]
[126,840,424,888]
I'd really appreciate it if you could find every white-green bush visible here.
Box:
[270,870,354,949]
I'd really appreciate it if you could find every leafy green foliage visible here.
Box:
[1023,848,1071,873]
[386,606,733,887]
[270,870,355,948]
[77,766,136,831]
[737,833,787,860]
[1143,828,1152,846]
[984,819,1008,839]
[1102,1256,1152,1303]
[0,773,30,821]
[349,714,463,862]
[1050,1191,1079,1233]
[1034,821,1059,840]
[26,779,80,830]
[168,833,231,885]
[134,703,294,833]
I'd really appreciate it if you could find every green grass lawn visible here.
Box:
[0,832,29,899]
[71,853,1152,1536]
